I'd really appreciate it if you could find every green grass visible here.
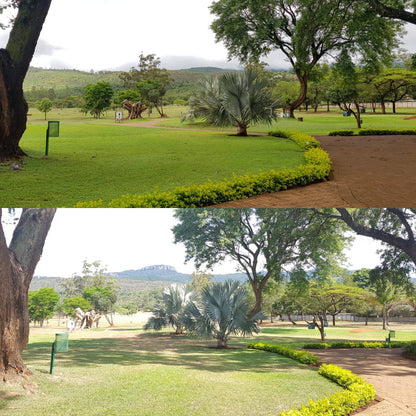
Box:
[0,330,341,416]
[3,108,305,207]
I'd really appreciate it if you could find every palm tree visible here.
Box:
[183,69,278,136]
[183,280,263,348]
[144,284,195,334]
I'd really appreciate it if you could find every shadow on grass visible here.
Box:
[0,390,21,411]
[23,332,311,374]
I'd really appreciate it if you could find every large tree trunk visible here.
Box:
[0,0,52,161]
[288,71,309,118]
[0,209,56,382]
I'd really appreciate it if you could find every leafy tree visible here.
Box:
[183,280,262,348]
[82,81,113,119]
[328,50,364,128]
[173,208,349,318]
[63,297,92,318]
[120,53,172,117]
[301,283,365,341]
[83,286,117,326]
[35,97,53,120]
[0,0,52,160]
[144,284,195,334]
[190,270,213,293]
[210,0,400,117]
[0,208,56,381]
[116,89,142,105]
[28,287,59,327]
[262,279,283,323]
[369,266,409,329]
[184,69,277,136]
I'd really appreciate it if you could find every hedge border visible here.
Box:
[329,128,416,136]
[75,131,331,208]
[303,340,412,349]
[247,342,375,416]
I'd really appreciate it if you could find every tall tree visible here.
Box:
[0,0,52,160]
[173,208,348,318]
[0,208,56,381]
[210,0,400,117]
[28,287,59,327]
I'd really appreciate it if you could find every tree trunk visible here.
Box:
[381,99,386,114]
[0,0,52,161]
[236,122,248,136]
[382,306,387,330]
[0,209,56,382]
[332,315,336,326]
[288,71,309,119]
[216,337,228,349]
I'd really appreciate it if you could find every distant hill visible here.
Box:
[29,264,247,293]
[183,67,236,73]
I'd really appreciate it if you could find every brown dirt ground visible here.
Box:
[212,135,416,208]
[310,348,416,415]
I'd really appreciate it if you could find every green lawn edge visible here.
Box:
[248,342,376,416]
[75,131,331,208]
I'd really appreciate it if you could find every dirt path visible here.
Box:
[310,348,416,415]
[213,135,416,207]
[119,120,416,207]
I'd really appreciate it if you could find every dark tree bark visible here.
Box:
[0,0,52,161]
[0,208,56,382]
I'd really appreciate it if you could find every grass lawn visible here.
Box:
[0,327,341,416]
[3,108,306,207]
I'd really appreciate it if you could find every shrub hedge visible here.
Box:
[248,343,376,416]
[247,342,319,365]
[328,128,416,136]
[76,131,331,208]
[304,340,412,349]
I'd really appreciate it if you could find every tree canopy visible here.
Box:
[173,208,349,317]
[210,0,401,116]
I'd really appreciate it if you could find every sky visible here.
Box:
[3,209,383,278]
[1,0,416,71]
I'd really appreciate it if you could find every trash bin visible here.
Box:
[55,333,69,353]
[389,330,395,339]
[297,117,303,122]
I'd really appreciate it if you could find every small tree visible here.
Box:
[183,280,263,348]
[144,284,195,334]
[62,297,91,318]
[190,270,213,293]
[28,287,59,327]
[35,97,52,120]
[82,81,113,119]
[183,69,278,136]
[83,286,117,326]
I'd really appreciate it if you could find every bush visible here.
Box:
[278,364,376,416]
[404,341,416,355]
[304,340,412,349]
[247,342,319,365]
[268,130,321,149]
[328,130,354,136]
[76,132,331,208]
[359,128,416,135]
[303,342,329,349]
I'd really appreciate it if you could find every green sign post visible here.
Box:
[50,333,68,375]
[45,121,60,156]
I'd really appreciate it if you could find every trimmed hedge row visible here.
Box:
[304,340,411,349]
[329,128,416,136]
[248,342,375,416]
[75,131,331,208]
[247,342,319,365]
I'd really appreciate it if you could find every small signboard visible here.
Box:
[45,121,60,156]
[116,112,123,122]
[48,121,60,137]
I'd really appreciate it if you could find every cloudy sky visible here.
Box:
[3,209,383,278]
[1,0,416,71]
